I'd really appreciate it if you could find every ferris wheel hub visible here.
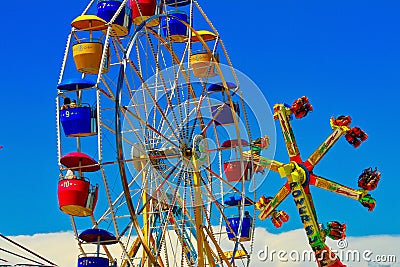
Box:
[181,144,193,158]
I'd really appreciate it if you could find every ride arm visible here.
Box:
[304,118,349,171]
[310,174,376,211]
[258,184,290,220]
[243,150,284,173]
[273,104,301,160]
[310,174,366,201]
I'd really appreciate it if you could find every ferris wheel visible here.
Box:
[55,1,268,266]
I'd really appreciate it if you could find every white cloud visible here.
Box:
[1,232,78,267]
[3,229,399,267]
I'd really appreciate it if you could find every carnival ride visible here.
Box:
[250,96,381,267]
[56,1,258,266]
[55,1,380,267]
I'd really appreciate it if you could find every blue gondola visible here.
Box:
[78,254,109,267]
[207,82,237,93]
[161,12,188,42]
[226,217,252,242]
[211,101,240,126]
[97,0,132,36]
[77,229,118,267]
[60,105,97,137]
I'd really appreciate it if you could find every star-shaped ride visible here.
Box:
[244,96,381,267]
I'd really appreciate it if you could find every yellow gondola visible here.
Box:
[71,15,110,74]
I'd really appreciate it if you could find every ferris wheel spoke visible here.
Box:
[183,82,210,142]
[136,32,186,145]
[123,64,183,147]
[202,166,254,202]
[99,78,117,100]
[151,186,192,266]
[135,162,183,216]
[121,102,152,149]
[200,101,231,136]
[157,83,194,146]
[101,120,140,148]
[143,29,211,144]
[156,94,187,146]
[122,105,180,149]
[198,174,243,244]
[96,164,150,226]
[158,92,203,147]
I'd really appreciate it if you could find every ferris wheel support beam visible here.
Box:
[121,236,141,267]
[141,159,151,267]
[202,238,217,267]
[191,166,205,267]
[191,164,237,266]
[168,213,197,265]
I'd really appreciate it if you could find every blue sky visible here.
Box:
[0,0,399,239]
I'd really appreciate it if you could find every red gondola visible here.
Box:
[130,0,158,26]
[58,152,100,216]
[224,160,253,182]
[58,178,98,217]
[221,139,250,148]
